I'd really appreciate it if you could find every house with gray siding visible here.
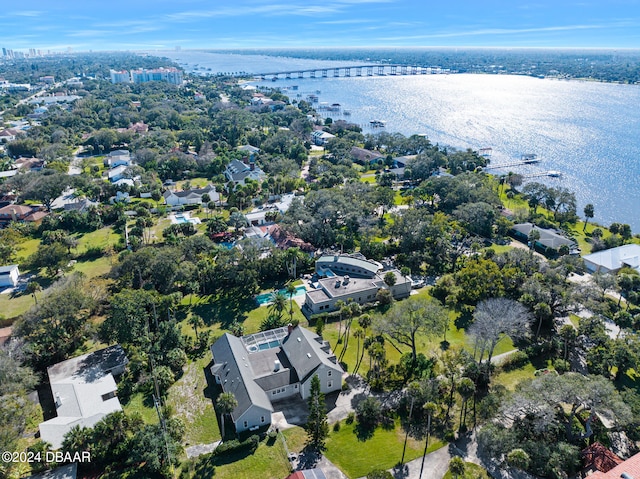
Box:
[210,326,343,434]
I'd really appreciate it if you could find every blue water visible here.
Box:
[160,50,640,232]
[255,285,307,305]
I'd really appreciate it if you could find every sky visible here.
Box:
[1,0,640,52]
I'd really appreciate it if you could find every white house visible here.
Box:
[39,345,128,449]
[107,165,129,182]
[583,244,640,274]
[210,325,343,433]
[0,264,20,288]
[162,184,220,207]
[311,130,336,146]
[105,150,131,168]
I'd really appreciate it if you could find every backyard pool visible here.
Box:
[255,285,307,305]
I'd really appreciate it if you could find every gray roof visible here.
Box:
[23,463,77,479]
[0,264,19,274]
[165,184,218,199]
[316,254,381,277]
[210,334,273,420]
[108,149,130,157]
[281,326,342,384]
[583,244,640,272]
[512,223,575,250]
[314,276,380,300]
[47,345,128,384]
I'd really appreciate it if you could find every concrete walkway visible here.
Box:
[185,440,221,458]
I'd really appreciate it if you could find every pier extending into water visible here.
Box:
[251,64,451,80]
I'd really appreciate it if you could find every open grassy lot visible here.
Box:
[325,419,445,479]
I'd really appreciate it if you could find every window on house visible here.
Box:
[243,421,248,428]
[261,416,265,423]
[327,370,332,377]
[272,390,276,395]
[328,381,333,389]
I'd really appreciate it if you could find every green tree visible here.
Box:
[383,271,397,287]
[449,457,466,479]
[26,281,42,305]
[583,203,594,232]
[306,374,329,451]
[216,392,238,439]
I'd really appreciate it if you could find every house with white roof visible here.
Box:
[163,184,220,207]
[303,254,411,316]
[105,150,131,168]
[210,325,343,433]
[0,264,20,288]
[39,345,128,449]
[311,130,335,146]
[583,244,640,274]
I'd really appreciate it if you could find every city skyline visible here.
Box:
[0,0,639,52]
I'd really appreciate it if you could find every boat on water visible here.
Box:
[522,153,539,163]
[547,170,561,177]
[370,119,386,127]
[343,110,351,116]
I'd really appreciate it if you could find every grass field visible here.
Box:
[180,432,296,479]
[443,461,490,479]
[325,419,445,479]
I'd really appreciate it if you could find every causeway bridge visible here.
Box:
[250,64,450,80]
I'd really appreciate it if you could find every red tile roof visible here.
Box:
[590,451,640,479]
[285,473,305,479]
[582,442,623,473]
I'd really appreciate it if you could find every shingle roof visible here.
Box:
[210,334,273,420]
[582,442,623,473]
[589,451,640,478]
[512,223,575,249]
[281,326,342,384]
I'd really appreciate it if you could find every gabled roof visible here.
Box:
[589,451,640,478]
[583,244,640,272]
[281,326,342,384]
[210,334,273,420]
[0,264,19,274]
[582,442,623,473]
[108,149,130,157]
[0,204,33,216]
[512,223,575,249]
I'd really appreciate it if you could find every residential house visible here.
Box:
[105,150,131,168]
[581,442,623,476]
[237,144,261,155]
[63,198,98,213]
[224,159,266,186]
[210,325,344,433]
[0,264,20,288]
[303,254,411,316]
[15,157,46,171]
[311,130,335,146]
[39,345,128,449]
[350,146,384,166]
[0,128,24,143]
[0,204,41,227]
[587,450,640,478]
[583,244,640,274]
[107,165,129,182]
[511,223,579,256]
[163,184,220,207]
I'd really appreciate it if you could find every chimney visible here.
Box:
[287,323,294,335]
[274,360,281,372]
[10,208,17,221]
[250,162,255,171]
[343,275,350,285]
[55,393,62,408]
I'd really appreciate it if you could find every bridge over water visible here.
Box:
[248,64,450,80]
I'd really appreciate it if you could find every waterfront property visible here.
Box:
[303,254,411,316]
[583,244,640,274]
[311,130,335,146]
[210,325,343,434]
[511,223,579,256]
[39,345,128,449]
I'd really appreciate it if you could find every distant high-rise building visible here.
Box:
[110,70,131,84]
[1,48,6,57]
[110,67,183,85]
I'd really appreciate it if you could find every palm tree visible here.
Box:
[419,402,438,479]
[26,281,42,305]
[401,382,421,465]
[583,203,594,232]
[268,292,287,323]
[285,282,297,323]
[457,377,475,429]
[353,328,365,374]
[284,247,302,279]
[216,392,238,440]
[189,314,205,337]
[355,314,372,372]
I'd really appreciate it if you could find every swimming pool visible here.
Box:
[255,285,307,305]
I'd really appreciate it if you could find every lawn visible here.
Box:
[325,419,445,479]
[181,434,293,479]
[443,461,490,479]
[122,392,160,425]
[167,354,221,446]
[75,226,121,250]
[0,291,36,322]
[493,363,537,390]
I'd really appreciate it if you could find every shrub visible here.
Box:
[346,412,355,424]
[356,397,382,429]
[214,435,260,456]
[553,359,571,374]
[333,422,341,432]
[499,351,530,372]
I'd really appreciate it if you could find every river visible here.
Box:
[158,50,640,231]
